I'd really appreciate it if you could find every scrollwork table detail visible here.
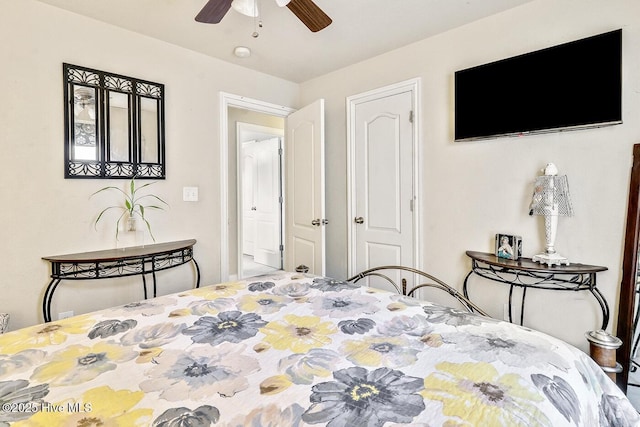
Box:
[463,250,609,329]
[42,239,200,322]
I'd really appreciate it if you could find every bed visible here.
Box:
[1,270,638,426]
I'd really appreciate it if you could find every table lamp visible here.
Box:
[529,163,573,266]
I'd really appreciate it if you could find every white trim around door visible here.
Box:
[219,92,294,282]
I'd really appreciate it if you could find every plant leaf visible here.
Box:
[115,211,127,241]
[91,176,165,242]
[135,181,157,192]
[94,206,125,229]
[141,217,156,242]
[136,194,169,207]
[90,186,128,199]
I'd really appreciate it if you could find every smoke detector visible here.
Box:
[234,46,251,58]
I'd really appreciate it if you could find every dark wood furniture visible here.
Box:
[616,144,640,392]
[42,239,199,322]
[464,251,608,328]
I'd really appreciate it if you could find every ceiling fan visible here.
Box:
[195,0,332,32]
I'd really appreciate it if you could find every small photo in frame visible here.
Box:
[495,234,522,260]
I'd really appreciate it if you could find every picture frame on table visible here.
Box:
[495,233,522,260]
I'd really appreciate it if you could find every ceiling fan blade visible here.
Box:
[195,0,233,24]
[286,0,332,32]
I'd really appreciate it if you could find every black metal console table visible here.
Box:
[463,250,609,329]
[42,239,200,322]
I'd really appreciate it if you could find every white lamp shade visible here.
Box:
[529,162,573,266]
[232,0,259,17]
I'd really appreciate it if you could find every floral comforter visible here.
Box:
[1,271,638,426]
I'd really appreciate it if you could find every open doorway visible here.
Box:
[236,122,284,278]
[227,107,285,279]
[219,92,326,282]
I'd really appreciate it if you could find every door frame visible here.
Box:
[345,78,423,276]
[236,123,284,278]
[219,92,294,281]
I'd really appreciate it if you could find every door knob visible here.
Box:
[311,219,321,226]
[354,217,364,224]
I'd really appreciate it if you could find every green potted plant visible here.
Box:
[91,177,168,242]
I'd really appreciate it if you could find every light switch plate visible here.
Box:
[183,187,199,202]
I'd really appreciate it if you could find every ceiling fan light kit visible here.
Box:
[231,0,259,17]
[196,0,331,32]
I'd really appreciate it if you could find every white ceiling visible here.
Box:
[35,0,534,83]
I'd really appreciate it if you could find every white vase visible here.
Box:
[117,215,145,249]
[127,215,137,232]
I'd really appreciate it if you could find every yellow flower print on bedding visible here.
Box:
[31,341,137,386]
[340,336,421,368]
[261,315,336,353]
[186,282,245,299]
[14,386,152,427]
[260,374,293,395]
[422,361,550,427]
[0,316,94,353]
[238,293,290,315]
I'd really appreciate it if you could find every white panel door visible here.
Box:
[253,137,282,268]
[285,99,326,275]
[353,91,414,291]
[241,142,257,256]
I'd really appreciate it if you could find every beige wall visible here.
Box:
[3,0,640,352]
[299,0,640,350]
[0,0,298,330]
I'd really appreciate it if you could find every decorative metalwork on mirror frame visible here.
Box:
[63,63,166,179]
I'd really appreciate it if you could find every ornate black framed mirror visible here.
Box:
[63,63,165,179]
[616,143,640,392]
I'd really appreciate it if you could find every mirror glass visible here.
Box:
[140,97,159,164]
[64,63,165,179]
[72,85,98,161]
[108,91,130,163]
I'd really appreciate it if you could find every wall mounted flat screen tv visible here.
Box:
[454,29,622,141]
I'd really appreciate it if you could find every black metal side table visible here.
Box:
[42,239,200,322]
[463,250,609,329]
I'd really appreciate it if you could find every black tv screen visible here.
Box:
[454,29,622,141]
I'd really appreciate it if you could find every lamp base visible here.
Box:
[532,252,570,266]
